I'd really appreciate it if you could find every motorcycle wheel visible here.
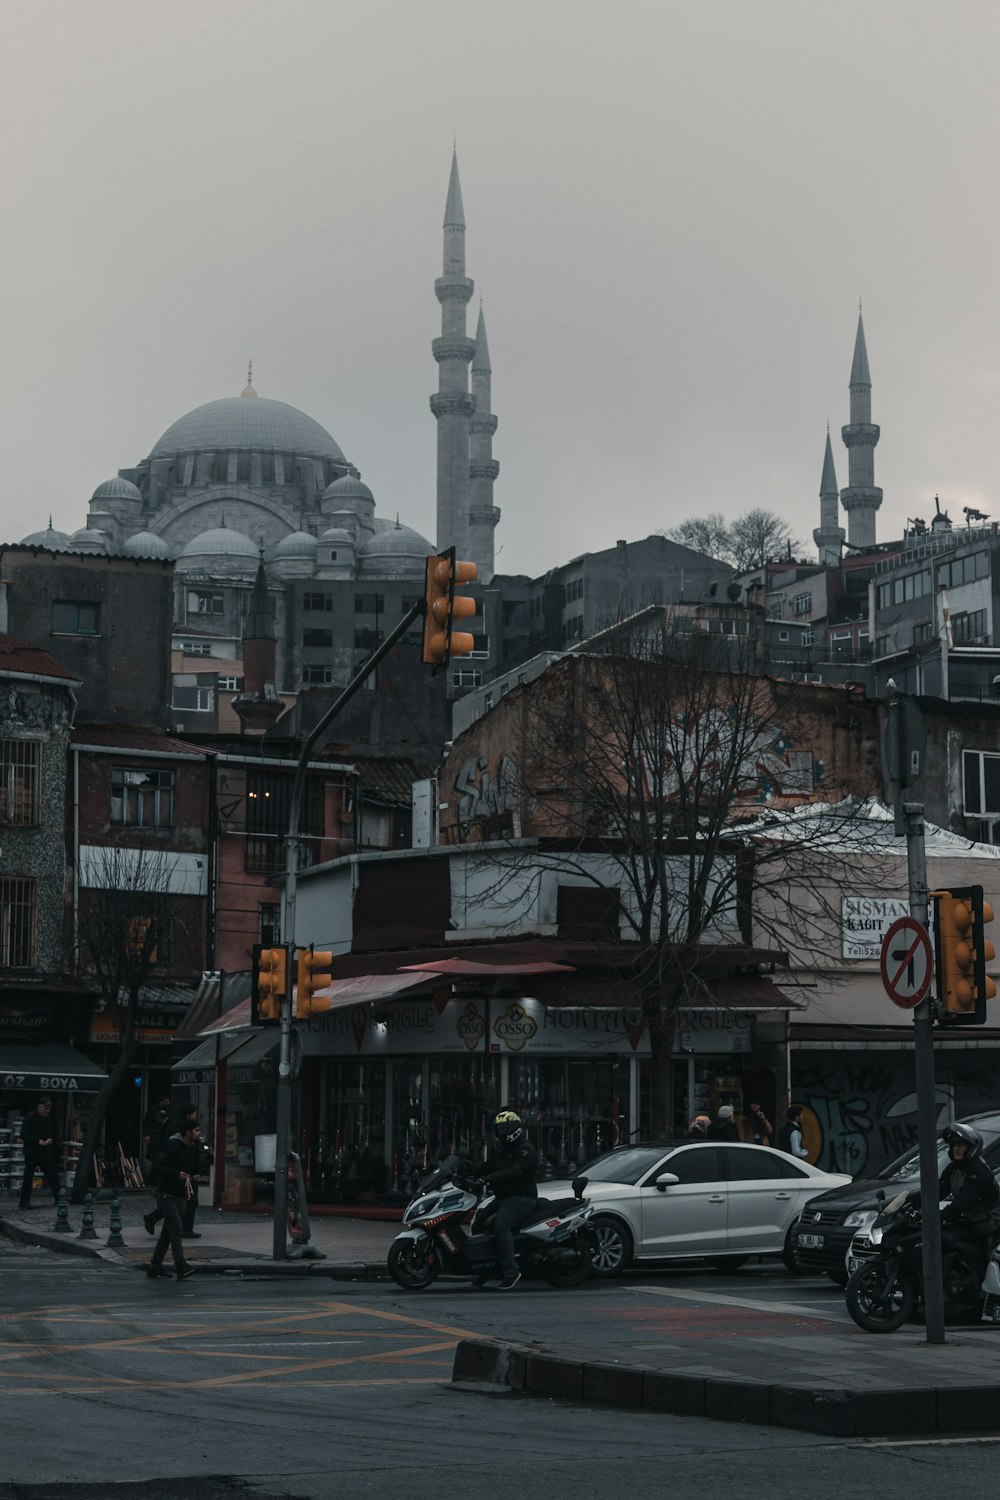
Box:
[542,1243,592,1288]
[845,1261,918,1333]
[387,1238,441,1291]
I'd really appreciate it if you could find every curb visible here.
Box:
[0,1217,118,1262]
[451,1339,1000,1438]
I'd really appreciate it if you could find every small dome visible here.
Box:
[123,530,172,559]
[91,476,142,504]
[319,526,355,545]
[357,522,432,578]
[70,527,110,554]
[20,521,72,550]
[274,530,318,560]
[323,473,374,503]
[179,526,258,560]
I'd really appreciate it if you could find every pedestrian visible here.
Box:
[744,1102,773,1146]
[777,1106,809,1159]
[144,1102,213,1239]
[18,1096,60,1210]
[707,1105,740,1141]
[686,1114,711,1140]
[146,1118,201,1281]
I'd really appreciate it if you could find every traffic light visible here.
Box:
[296,945,334,1019]
[252,944,287,1026]
[932,885,997,1025]
[422,547,478,667]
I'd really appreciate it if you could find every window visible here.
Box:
[188,591,224,616]
[767,601,784,619]
[469,632,490,657]
[874,635,891,656]
[801,626,814,647]
[778,629,790,642]
[217,676,239,691]
[171,686,214,712]
[517,673,527,686]
[953,610,989,643]
[303,593,332,613]
[877,582,892,610]
[124,908,172,966]
[111,767,175,828]
[354,594,385,614]
[721,1147,807,1181]
[354,627,383,650]
[302,664,333,685]
[180,642,212,657]
[483,692,493,711]
[792,592,812,616]
[52,600,100,635]
[500,683,509,697]
[963,750,1000,816]
[259,902,281,946]
[563,577,584,603]
[303,628,333,649]
[261,454,275,483]
[651,1147,722,1185]
[913,619,934,643]
[245,771,322,873]
[452,669,482,689]
[0,740,41,825]
[0,876,37,968]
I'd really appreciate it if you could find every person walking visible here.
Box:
[744,1102,773,1146]
[707,1105,740,1141]
[18,1096,60,1210]
[144,1102,213,1239]
[777,1106,809,1159]
[479,1109,538,1290]
[686,1115,711,1140]
[146,1118,201,1281]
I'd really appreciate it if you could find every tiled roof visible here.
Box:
[0,634,81,683]
[71,726,213,758]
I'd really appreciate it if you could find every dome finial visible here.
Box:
[242,360,257,398]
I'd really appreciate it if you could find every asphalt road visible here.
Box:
[2,1245,1000,1499]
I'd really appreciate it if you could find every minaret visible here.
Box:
[840,311,882,549]
[232,553,283,736]
[813,426,844,566]
[430,150,476,560]
[468,305,500,582]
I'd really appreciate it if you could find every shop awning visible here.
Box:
[198,971,437,1037]
[399,958,575,976]
[171,1031,250,1074]
[0,1044,108,1092]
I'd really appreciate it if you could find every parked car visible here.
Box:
[789,1110,1000,1285]
[544,1141,851,1277]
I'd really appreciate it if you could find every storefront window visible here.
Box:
[315,1059,386,1203]
[508,1057,629,1176]
[428,1056,499,1166]
[390,1061,425,1196]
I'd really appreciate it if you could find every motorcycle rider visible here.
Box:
[939,1123,1000,1263]
[477,1109,538,1290]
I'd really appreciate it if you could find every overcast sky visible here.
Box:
[2,0,999,575]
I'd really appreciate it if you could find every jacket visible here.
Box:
[940,1155,1000,1225]
[153,1133,200,1200]
[20,1110,55,1158]
[482,1138,539,1201]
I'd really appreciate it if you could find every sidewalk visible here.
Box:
[0,1192,397,1277]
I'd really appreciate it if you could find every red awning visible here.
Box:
[198,971,437,1035]
[398,958,575,977]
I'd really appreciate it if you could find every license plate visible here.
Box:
[798,1233,824,1249]
[847,1255,863,1275]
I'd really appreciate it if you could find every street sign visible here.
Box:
[880,916,934,1009]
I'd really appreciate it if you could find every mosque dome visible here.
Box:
[70,527,110,553]
[20,521,71,550]
[91,476,142,504]
[320,526,355,545]
[323,473,374,503]
[123,530,172,559]
[149,396,346,463]
[178,526,259,561]
[357,522,432,578]
[274,530,318,560]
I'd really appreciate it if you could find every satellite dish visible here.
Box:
[726,582,742,602]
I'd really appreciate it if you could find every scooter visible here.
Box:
[845,1187,986,1332]
[387,1154,595,1290]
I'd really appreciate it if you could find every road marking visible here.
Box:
[631,1285,847,1323]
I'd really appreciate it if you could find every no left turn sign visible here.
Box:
[880,916,934,1009]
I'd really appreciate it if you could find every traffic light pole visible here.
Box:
[273,600,424,1260]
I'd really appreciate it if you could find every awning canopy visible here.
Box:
[399,958,575,977]
[0,1044,108,1092]
[198,971,437,1036]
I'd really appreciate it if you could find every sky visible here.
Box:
[2,0,1000,576]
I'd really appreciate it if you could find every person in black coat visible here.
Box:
[939,1123,1000,1235]
[144,1102,213,1239]
[707,1105,740,1142]
[18,1097,60,1209]
[146,1120,202,1281]
[478,1110,539,1290]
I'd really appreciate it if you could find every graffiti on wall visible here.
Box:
[455,753,518,829]
[634,710,816,804]
[794,1059,960,1176]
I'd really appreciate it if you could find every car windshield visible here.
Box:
[877,1125,1000,1183]
[579,1146,673,1185]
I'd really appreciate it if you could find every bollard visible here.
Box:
[105,1197,126,1249]
[52,1188,73,1233]
[78,1192,98,1240]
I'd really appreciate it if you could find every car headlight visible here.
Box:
[844,1209,877,1231]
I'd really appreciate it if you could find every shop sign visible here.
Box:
[89,1012,184,1046]
[842,896,910,959]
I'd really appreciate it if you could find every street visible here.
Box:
[2,1243,1000,1499]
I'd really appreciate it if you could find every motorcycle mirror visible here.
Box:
[572,1175,588,1199]
[654,1172,680,1192]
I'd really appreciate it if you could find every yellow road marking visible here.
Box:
[0,1377,444,1396]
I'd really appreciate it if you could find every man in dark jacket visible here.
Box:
[147,1119,202,1281]
[479,1109,538,1290]
[18,1097,60,1210]
[707,1105,740,1142]
[939,1123,1000,1239]
[144,1102,213,1239]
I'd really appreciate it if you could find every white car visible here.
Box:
[545,1141,852,1277]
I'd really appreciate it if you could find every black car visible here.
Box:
[789,1110,1000,1284]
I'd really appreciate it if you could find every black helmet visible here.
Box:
[943,1122,983,1159]
[495,1109,523,1145]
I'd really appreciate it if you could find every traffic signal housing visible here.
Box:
[932,885,997,1025]
[296,945,334,1019]
[252,944,287,1026]
[422,547,478,667]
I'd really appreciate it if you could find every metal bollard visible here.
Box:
[78,1192,98,1240]
[105,1197,126,1248]
[53,1188,73,1233]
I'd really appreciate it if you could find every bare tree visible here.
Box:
[447,615,884,1136]
[664,513,734,562]
[73,846,181,1202]
[729,508,799,571]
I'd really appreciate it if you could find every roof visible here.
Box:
[179,526,258,560]
[351,755,435,805]
[850,312,872,387]
[742,796,1000,860]
[149,396,346,462]
[71,726,212,758]
[0,634,81,684]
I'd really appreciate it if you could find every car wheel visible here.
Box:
[589,1215,633,1278]
[708,1255,749,1272]
[782,1226,811,1275]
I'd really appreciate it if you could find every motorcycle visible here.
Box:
[387,1154,595,1291]
[845,1187,987,1333]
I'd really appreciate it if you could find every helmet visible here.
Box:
[494,1109,523,1145]
[942,1122,983,1159]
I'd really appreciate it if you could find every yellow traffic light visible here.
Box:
[422,547,478,667]
[933,885,998,1024]
[253,944,287,1025]
[296,945,334,1019]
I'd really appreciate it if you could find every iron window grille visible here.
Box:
[0,877,37,968]
[0,740,42,825]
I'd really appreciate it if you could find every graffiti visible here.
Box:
[455,752,518,828]
[633,709,814,805]
[795,1059,958,1176]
